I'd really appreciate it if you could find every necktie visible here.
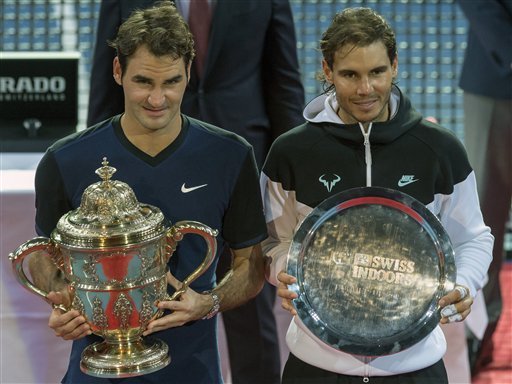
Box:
[189,0,212,76]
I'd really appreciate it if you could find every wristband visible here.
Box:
[202,291,220,320]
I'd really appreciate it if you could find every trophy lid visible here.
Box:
[52,158,167,248]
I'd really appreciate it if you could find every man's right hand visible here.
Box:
[47,291,91,340]
[277,271,298,316]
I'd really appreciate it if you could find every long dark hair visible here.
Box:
[318,7,397,93]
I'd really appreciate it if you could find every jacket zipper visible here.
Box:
[363,356,371,382]
[359,122,373,187]
[360,123,372,382]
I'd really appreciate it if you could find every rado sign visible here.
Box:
[0,76,66,97]
[0,51,80,152]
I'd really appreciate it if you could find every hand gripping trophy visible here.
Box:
[9,158,218,378]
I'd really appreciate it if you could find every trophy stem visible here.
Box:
[80,336,170,378]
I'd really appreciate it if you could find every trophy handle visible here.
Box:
[166,221,218,301]
[8,237,63,305]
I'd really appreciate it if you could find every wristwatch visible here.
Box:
[202,291,220,320]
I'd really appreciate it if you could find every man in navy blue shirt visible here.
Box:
[29,3,266,383]
[87,2,305,382]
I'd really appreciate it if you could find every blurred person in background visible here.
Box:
[456,0,512,375]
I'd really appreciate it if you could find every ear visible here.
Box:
[186,61,192,83]
[391,56,398,78]
[113,56,122,85]
[322,59,333,83]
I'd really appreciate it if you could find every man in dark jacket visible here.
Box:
[260,7,493,383]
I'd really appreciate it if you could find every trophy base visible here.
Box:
[80,337,170,378]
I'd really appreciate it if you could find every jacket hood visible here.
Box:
[303,85,423,144]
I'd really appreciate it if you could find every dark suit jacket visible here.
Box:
[457,0,512,99]
[87,0,305,166]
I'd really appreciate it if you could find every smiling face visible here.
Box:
[323,41,398,128]
[113,45,191,139]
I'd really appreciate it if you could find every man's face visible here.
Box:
[113,45,190,135]
[323,41,397,126]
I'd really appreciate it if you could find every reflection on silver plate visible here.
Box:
[287,187,456,356]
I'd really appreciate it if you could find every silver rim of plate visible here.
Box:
[287,186,456,356]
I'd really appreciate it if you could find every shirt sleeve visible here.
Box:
[222,148,268,249]
[34,151,72,236]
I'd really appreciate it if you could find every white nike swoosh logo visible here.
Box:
[398,179,419,187]
[181,183,208,193]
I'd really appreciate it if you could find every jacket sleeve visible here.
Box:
[429,171,494,297]
[260,172,295,286]
[260,170,313,286]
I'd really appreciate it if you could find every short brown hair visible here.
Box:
[109,1,195,76]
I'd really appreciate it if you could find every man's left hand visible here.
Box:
[439,285,473,324]
[142,272,211,335]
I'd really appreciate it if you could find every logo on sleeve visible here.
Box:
[319,174,341,192]
[397,175,419,187]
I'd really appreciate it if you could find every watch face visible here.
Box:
[287,187,456,356]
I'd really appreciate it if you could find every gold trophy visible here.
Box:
[9,158,218,378]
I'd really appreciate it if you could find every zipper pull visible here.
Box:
[362,355,371,382]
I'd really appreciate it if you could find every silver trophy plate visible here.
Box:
[287,187,456,356]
